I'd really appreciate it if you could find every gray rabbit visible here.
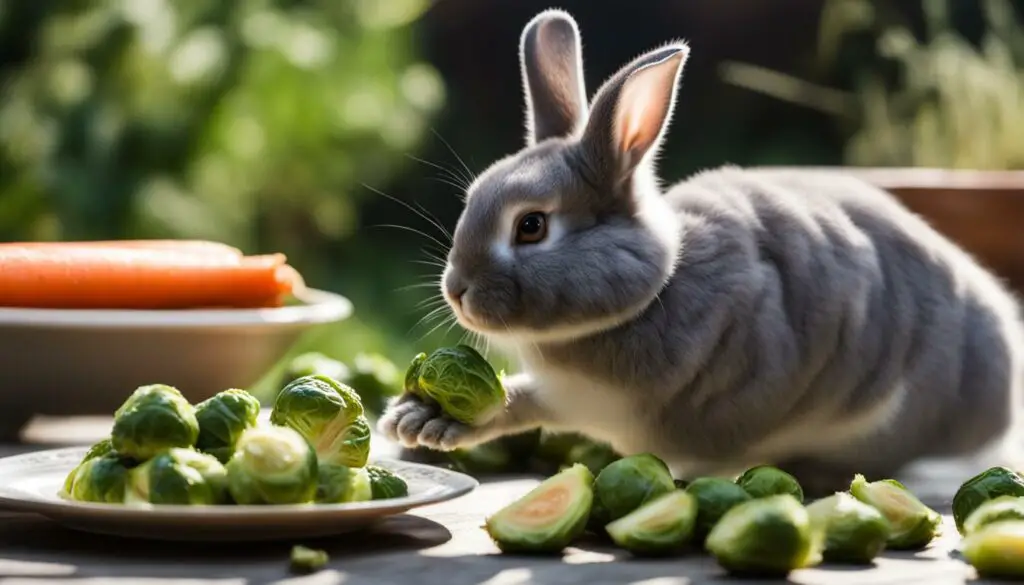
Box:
[379,9,1024,495]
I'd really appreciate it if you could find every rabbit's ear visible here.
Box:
[520,10,588,145]
[580,43,689,183]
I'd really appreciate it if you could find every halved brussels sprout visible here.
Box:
[290,545,329,573]
[484,463,594,553]
[736,465,804,502]
[962,495,1024,536]
[805,492,890,564]
[685,477,754,543]
[605,489,698,556]
[849,474,941,549]
[194,389,261,463]
[953,466,1024,535]
[125,448,229,505]
[226,426,318,505]
[367,465,409,500]
[961,520,1024,578]
[111,384,200,461]
[406,345,506,425]
[283,352,350,386]
[590,453,676,530]
[706,494,821,576]
[63,452,132,503]
[565,441,620,476]
[315,463,372,504]
[270,374,369,468]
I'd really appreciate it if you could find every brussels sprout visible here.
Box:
[83,439,115,462]
[125,448,229,505]
[344,352,402,415]
[407,345,506,425]
[290,545,329,574]
[589,453,676,530]
[270,374,369,467]
[484,463,594,554]
[805,492,890,564]
[194,389,261,463]
[685,477,754,542]
[961,520,1024,579]
[449,442,513,475]
[283,352,350,386]
[706,494,821,576]
[404,352,427,394]
[849,474,941,549]
[605,489,698,556]
[952,466,1024,535]
[226,426,318,505]
[315,463,372,504]
[111,384,200,460]
[962,495,1024,536]
[64,452,132,503]
[565,441,620,476]
[736,465,804,502]
[367,465,409,500]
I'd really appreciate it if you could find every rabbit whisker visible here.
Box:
[430,128,477,188]
[362,183,453,245]
[370,223,450,252]
[405,153,472,192]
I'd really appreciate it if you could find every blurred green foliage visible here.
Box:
[0,0,459,395]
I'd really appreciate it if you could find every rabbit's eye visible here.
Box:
[515,212,548,244]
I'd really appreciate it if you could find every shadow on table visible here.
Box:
[0,512,452,581]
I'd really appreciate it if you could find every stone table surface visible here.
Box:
[0,417,1009,585]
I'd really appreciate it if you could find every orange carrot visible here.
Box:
[0,246,301,309]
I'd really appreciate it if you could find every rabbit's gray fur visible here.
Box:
[379,8,1024,494]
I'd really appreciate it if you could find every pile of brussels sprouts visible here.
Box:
[482,453,952,577]
[60,375,408,506]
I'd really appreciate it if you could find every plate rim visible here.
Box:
[0,289,353,329]
[0,447,478,519]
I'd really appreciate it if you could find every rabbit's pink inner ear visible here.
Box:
[613,50,688,169]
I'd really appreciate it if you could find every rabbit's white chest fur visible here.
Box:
[518,354,648,453]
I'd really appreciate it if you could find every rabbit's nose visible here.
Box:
[444,273,469,305]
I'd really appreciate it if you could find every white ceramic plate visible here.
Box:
[0,447,477,542]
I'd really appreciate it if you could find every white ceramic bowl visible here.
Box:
[0,289,352,440]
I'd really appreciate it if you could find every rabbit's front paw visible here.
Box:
[377,394,480,451]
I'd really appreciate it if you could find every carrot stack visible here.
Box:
[0,241,304,309]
